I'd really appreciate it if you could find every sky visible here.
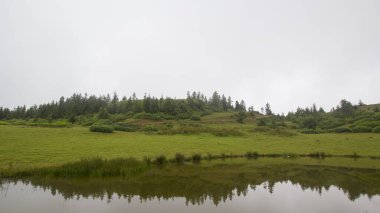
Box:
[0,0,379,113]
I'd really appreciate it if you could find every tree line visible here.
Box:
[0,91,250,120]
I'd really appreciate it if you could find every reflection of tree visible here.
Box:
[3,163,380,205]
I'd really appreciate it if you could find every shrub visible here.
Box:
[143,156,152,165]
[191,154,202,162]
[113,123,138,132]
[334,127,352,133]
[89,124,114,133]
[133,113,163,121]
[352,126,372,133]
[174,153,185,164]
[236,112,247,123]
[319,119,345,130]
[68,115,76,124]
[353,120,380,128]
[143,125,159,132]
[154,155,167,164]
[163,122,173,129]
[256,118,267,126]
[177,112,192,119]
[253,126,272,132]
[205,153,214,160]
[109,114,129,122]
[372,126,380,133]
[246,151,259,159]
[75,115,95,126]
[190,115,201,121]
[309,152,327,159]
[301,117,318,129]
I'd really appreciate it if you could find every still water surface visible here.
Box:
[1,159,380,213]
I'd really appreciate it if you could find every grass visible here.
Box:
[6,157,149,178]
[1,125,380,172]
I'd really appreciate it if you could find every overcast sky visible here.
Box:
[0,0,379,113]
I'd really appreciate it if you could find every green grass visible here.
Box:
[1,125,380,172]
[6,157,149,178]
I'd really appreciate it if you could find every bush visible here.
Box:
[191,154,202,162]
[154,155,167,164]
[236,112,247,123]
[113,123,138,132]
[253,126,272,132]
[133,113,163,121]
[75,115,95,126]
[372,126,380,133]
[163,122,173,129]
[319,119,345,130]
[143,156,152,164]
[109,114,129,122]
[353,120,380,128]
[143,125,159,132]
[300,116,318,129]
[309,152,327,159]
[89,124,114,133]
[246,151,259,159]
[256,118,267,126]
[334,127,352,133]
[177,112,192,119]
[174,153,185,163]
[190,115,201,121]
[352,126,372,133]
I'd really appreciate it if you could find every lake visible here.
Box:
[1,158,380,213]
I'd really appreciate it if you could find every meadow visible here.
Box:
[1,124,380,173]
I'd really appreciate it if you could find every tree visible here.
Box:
[68,114,76,123]
[221,95,228,111]
[210,91,221,111]
[334,99,355,117]
[265,103,272,115]
[240,100,246,111]
[98,107,110,119]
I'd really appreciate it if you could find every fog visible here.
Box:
[1,0,379,113]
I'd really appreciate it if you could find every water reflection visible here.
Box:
[1,159,380,212]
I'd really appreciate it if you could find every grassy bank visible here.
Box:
[1,125,380,172]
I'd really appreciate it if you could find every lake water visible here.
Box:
[1,159,380,213]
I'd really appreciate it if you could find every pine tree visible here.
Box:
[265,103,272,115]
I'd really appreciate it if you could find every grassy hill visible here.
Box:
[1,112,380,175]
